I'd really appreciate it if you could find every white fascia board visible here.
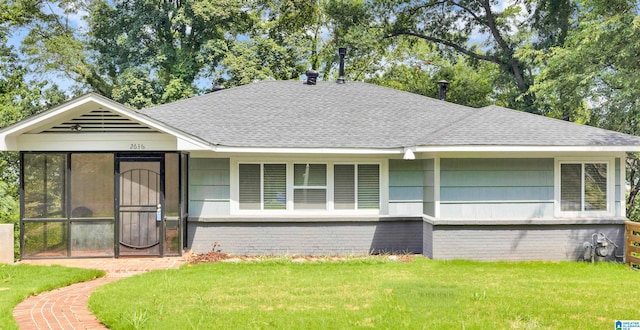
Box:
[176,137,211,151]
[414,145,640,153]
[212,146,403,155]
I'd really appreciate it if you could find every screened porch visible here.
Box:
[20,152,188,258]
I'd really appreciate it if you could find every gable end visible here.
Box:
[33,109,158,134]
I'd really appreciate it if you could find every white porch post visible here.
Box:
[0,224,14,263]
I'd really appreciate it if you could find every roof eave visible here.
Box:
[204,144,640,156]
[414,145,640,153]
[211,146,402,154]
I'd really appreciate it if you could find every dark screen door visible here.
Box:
[117,160,163,256]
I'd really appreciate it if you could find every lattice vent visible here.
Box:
[42,109,156,133]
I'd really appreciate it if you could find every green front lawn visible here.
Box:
[0,263,104,329]
[90,258,640,329]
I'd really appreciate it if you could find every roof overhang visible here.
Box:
[205,144,640,157]
[211,146,402,154]
[413,145,640,153]
[0,93,212,151]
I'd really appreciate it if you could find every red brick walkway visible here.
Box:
[13,257,185,330]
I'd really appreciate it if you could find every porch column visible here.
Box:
[0,224,14,263]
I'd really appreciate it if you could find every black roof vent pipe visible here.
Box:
[337,48,346,84]
[438,80,449,101]
[306,70,319,85]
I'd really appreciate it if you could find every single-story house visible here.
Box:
[3,76,640,260]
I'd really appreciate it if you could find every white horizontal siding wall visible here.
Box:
[439,158,554,219]
[189,158,230,216]
[388,159,434,216]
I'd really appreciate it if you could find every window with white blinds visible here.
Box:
[334,164,380,210]
[239,163,286,210]
[560,162,608,213]
[238,164,261,210]
[238,162,381,212]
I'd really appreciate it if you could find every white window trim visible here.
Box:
[554,157,615,217]
[230,158,388,215]
[292,163,328,211]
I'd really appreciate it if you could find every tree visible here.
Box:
[366,0,575,114]
[19,0,254,106]
[1,1,68,258]
[366,39,497,107]
[215,0,316,87]
[532,0,640,218]
[87,0,253,102]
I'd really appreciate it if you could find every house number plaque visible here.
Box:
[129,143,146,150]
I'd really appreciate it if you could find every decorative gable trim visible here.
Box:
[0,93,212,151]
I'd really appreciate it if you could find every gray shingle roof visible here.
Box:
[139,81,640,149]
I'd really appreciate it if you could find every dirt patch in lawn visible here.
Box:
[186,250,232,264]
[185,250,414,264]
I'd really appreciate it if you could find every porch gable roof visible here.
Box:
[0,93,212,151]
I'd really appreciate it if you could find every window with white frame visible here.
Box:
[559,161,609,213]
[237,162,380,212]
[293,163,327,210]
[239,163,287,210]
[334,164,380,210]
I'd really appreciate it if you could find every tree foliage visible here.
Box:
[0,2,66,254]
[532,0,640,218]
[366,39,497,107]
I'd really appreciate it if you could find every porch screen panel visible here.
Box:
[239,164,260,210]
[263,164,286,210]
[357,164,380,209]
[23,154,67,219]
[70,154,114,218]
[23,221,67,257]
[560,164,582,212]
[70,222,114,256]
[584,163,607,211]
[334,165,355,210]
